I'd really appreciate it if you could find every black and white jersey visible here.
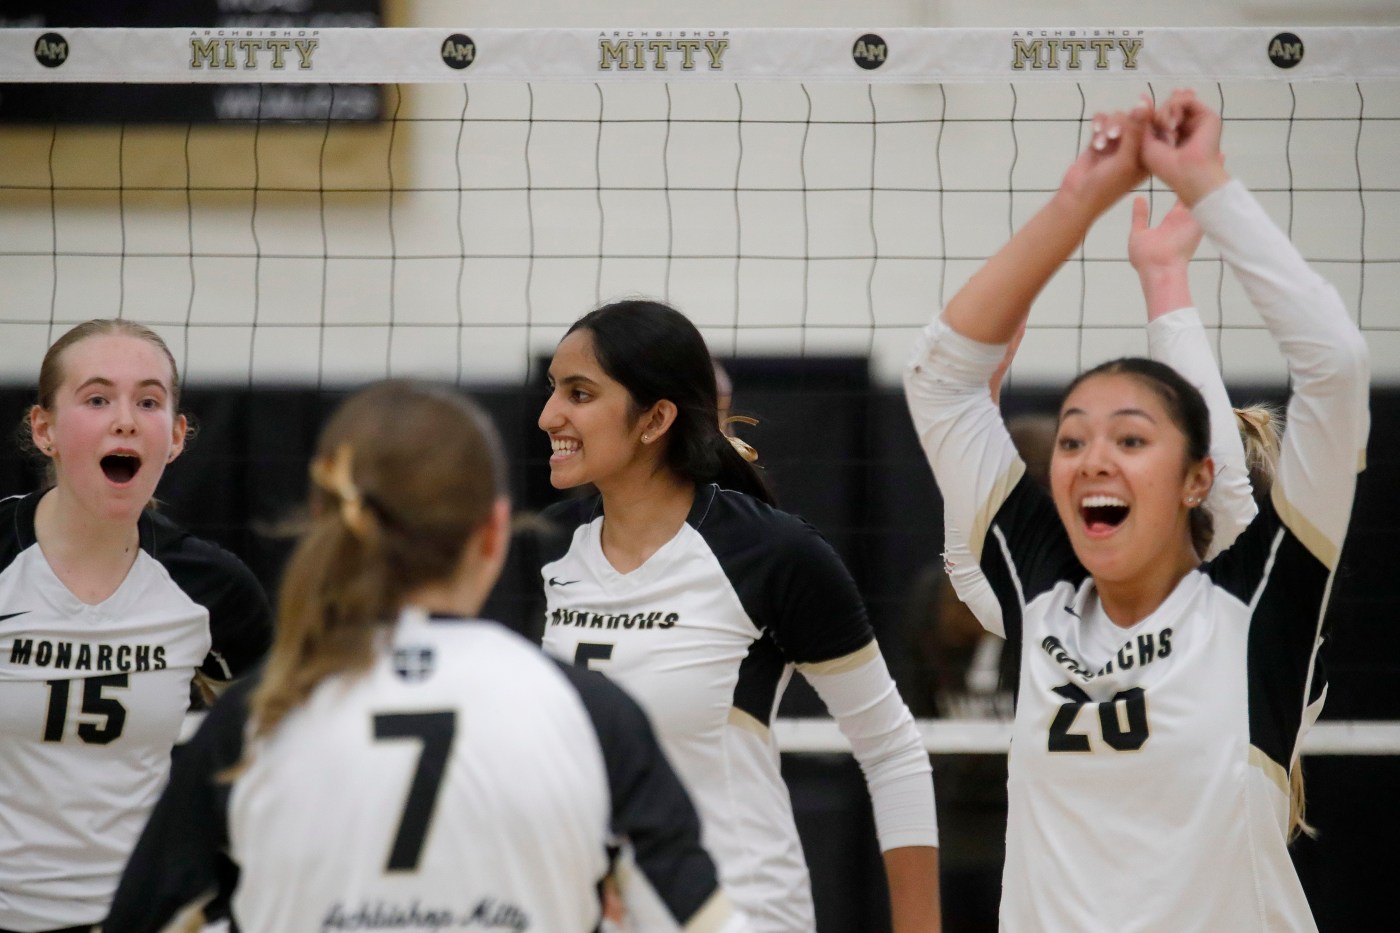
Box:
[107,611,747,933]
[0,489,271,931]
[904,180,1370,932]
[540,486,937,931]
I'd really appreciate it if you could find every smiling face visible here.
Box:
[31,333,187,522]
[1050,371,1212,587]
[539,328,653,493]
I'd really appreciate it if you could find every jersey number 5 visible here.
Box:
[1048,683,1149,752]
[574,642,614,670]
[372,711,456,872]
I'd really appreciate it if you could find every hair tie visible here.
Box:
[310,443,371,538]
[723,415,760,463]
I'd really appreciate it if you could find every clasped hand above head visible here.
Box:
[1064,89,1233,219]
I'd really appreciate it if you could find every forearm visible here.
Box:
[942,189,1100,344]
[801,647,939,849]
[1137,263,1194,321]
[884,845,941,933]
[1146,307,1255,556]
[1194,180,1370,561]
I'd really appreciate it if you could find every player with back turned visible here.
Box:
[107,379,750,933]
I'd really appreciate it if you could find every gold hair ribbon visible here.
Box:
[310,443,370,538]
[723,415,760,463]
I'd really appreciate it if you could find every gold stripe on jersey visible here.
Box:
[684,889,739,932]
[1271,482,1339,570]
[1248,743,1289,796]
[796,639,878,676]
[726,706,769,739]
[970,458,1026,564]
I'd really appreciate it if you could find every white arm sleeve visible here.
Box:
[902,317,1022,637]
[1146,306,1256,558]
[1193,181,1370,568]
[800,646,938,851]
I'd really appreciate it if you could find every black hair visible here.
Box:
[566,299,775,506]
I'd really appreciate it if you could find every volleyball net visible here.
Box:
[2,26,1398,754]
[3,26,1397,388]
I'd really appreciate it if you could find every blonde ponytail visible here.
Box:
[1289,762,1317,842]
[229,382,505,778]
[1233,404,1283,505]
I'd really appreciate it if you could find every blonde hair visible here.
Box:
[244,381,505,749]
[1231,404,1314,841]
[1234,404,1283,506]
[1289,762,1316,843]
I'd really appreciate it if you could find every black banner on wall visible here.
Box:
[0,0,381,123]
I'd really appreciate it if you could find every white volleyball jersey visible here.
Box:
[540,485,937,932]
[904,181,1370,932]
[107,612,745,933]
[0,490,271,931]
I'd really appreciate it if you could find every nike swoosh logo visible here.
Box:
[548,577,580,587]
[0,611,31,624]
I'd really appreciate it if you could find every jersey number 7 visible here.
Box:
[372,711,456,871]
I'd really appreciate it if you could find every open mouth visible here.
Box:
[100,454,141,484]
[1080,494,1129,534]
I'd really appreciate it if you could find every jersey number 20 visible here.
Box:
[1048,683,1149,752]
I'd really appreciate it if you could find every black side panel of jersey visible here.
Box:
[1209,502,1332,771]
[694,486,874,665]
[981,475,1084,649]
[105,675,253,932]
[0,494,29,571]
[553,659,722,926]
[490,496,598,643]
[144,510,273,681]
[537,495,600,568]
[731,631,789,726]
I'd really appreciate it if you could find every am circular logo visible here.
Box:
[441,33,476,70]
[1268,32,1304,69]
[853,33,887,70]
[34,32,69,68]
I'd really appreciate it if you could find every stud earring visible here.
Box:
[641,433,650,442]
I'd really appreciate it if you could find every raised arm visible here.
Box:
[1144,90,1369,568]
[943,107,1149,344]
[1130,195,1256,558]
[906,109,1149,638]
